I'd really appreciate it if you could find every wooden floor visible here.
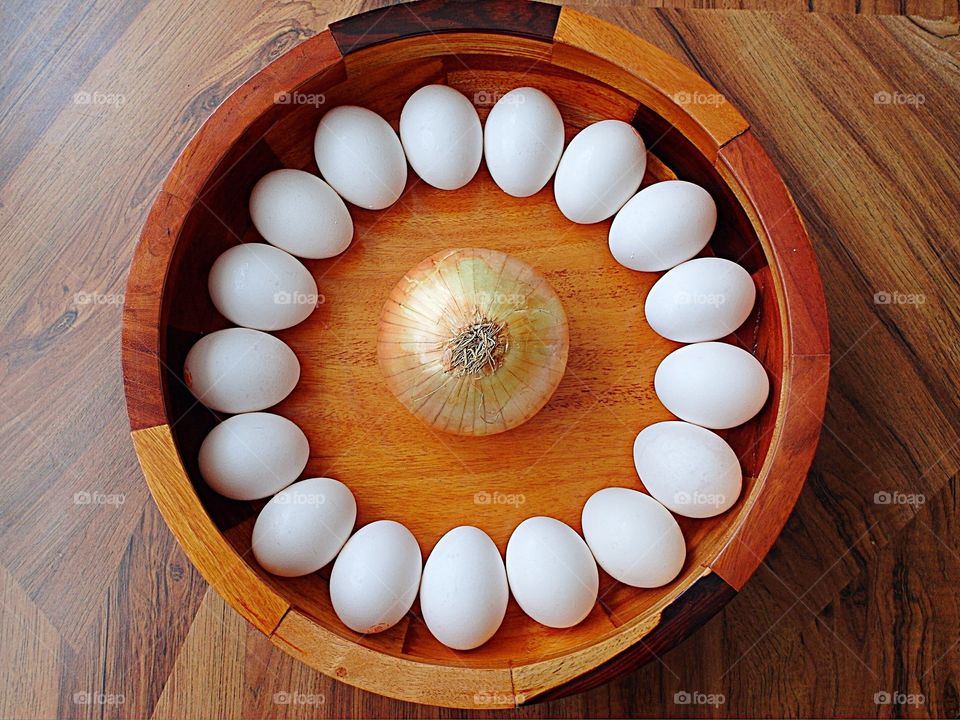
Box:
[1,0,959,717]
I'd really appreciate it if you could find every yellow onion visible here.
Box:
[377,248,569,436]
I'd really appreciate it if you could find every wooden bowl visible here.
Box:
[122,0,829,708]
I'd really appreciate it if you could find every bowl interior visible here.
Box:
[159,46,780,667]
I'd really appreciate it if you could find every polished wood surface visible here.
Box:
[1,0,958,717]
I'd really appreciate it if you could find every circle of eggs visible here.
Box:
[645,257,757,343]
[634,421,742,518]
[252,478,357,577]
[484,87,565,198]
[655,342,770,429]
[199,412,308,501]
[420,526,509,650]
[183,84,779,650]
[184,327,299,414]
[582,488,686,588]
[208,243,318,331]
[399,85,482,191]
[314,105,407,210]
[609,180,717,272]
[554,119,647,224]
[506,516,599,629]
[330,520,423,634]
[249,168,353,259]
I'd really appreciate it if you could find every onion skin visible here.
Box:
[378,248,569,436]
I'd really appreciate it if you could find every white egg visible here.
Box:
[252,477,356,577]
[399,85,482,191]
[199,412,309,501]
[609,180,717,271]
[314,106,407,210]
[581,488,686,588]
[645,257,756,343]
[208,244,318,331]
[483,87,564,198]
[419,526,508,650]
[655,342,769,429]
[249,169,352,259]
[554,120,646,224]
[184,327,300,414]
[633,421,742,518]
[505,516,598,628]
[330,520,422,634]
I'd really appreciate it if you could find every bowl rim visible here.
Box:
[121,0,830,708]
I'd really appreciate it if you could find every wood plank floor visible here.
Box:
[1,0,958,717]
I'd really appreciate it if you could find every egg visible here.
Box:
[207,243,318,331]
[314,106,407,210]
[399,85,482,191]
[609,180,717,271]
[633,421,742,518]
[252,477,356,577]
[330,520,422,634]
[554,119,646,224]
[183,327,300,414]
[419,526,508,650]
[483,87,564,198]
[655,342,769,429]
[581,488,686,588]
[644,257,756,343]
[505,516,598,628]
[249,169,352,259]
[198,412,309,500]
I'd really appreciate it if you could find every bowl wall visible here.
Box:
[123,1,829,707]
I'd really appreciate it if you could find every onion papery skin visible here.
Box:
[377,248,569,436]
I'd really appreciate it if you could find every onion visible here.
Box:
[377,248,569,436]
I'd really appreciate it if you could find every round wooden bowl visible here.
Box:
[122,0,829,708]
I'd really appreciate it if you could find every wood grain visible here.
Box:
[1,0,959,717]
[552,7,750,159]
[567,0,960,14]
[521,570,737,704]
[130,425,290,634]
[329,0,562,53]
[710,130,830,590]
